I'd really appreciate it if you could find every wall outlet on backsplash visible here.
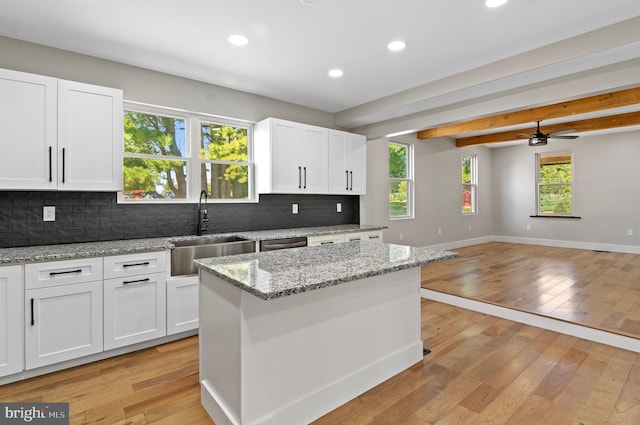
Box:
[43,206,56,222]
[292,204,299,214]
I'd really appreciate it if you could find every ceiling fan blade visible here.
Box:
[549,129,578,136]
[517,133,531,137]
[549,135,579,139]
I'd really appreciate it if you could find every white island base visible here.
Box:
[199,267,423,425]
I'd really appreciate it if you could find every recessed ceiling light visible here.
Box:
[300,0,319,4]
[227,34,249,46]
[328,69,344,78]
[388,40,407,52]
[485,0,508,7]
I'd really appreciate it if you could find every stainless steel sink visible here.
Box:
[170,236,256,276]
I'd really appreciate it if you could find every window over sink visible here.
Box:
[120,102,254,203]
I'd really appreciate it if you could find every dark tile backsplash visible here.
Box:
[0,192,360,248]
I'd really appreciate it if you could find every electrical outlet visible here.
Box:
[337,202,342,213]
[526,224,532,231]
[437,228,442,235]
[43,206,56,222]
[627,228,634,237]
[292,204,298,214]
[399,233,403,240]
[468,225,472,231]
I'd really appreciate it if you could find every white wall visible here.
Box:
[0,36,335,128]
[493,129,640,250]
[361,135,493,247]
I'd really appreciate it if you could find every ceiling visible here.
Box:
[1,0,640,140]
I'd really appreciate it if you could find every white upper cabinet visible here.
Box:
[328,130,366,194]
[0,69,57,190]
[57,80,123,191]
[0,68,123,191]
[255,118,329,194]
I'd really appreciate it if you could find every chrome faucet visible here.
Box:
[197,190,208,235]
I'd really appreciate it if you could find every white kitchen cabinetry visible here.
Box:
[103,252,167,350]
[25,258,104,369]
[255,118,329,194]
[307,230,383,246]
[0,68,123,191]
[328,130,366,194]
[0,266,24,378]
[0,69,57,190]
[167,276,199,335]
[343,230,383,242]
[57,80,123,191]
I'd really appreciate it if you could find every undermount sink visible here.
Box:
[170,236,256,276]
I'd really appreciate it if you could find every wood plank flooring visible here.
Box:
[2,299,639,424]
[421,242,640,339]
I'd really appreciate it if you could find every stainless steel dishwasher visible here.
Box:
[259,237,307,251]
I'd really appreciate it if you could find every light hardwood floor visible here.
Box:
[2,299,639,424]
[421,242,640,339]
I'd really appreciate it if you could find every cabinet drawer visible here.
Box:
[25,257,103,289]
[344,230,383,242]
[103,251,167,279]
[307,234,345,246]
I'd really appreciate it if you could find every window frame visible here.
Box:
[119,101,255,204]
[461,154,478,215]
[535,150,574,216]
[388,140,414,220]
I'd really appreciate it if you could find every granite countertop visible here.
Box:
[195,241,457,300]
[0,224,387,265]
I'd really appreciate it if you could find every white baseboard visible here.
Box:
[421,289,640,353]
[492,235,640,254]
[426,235,640,255]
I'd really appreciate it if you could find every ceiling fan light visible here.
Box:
[528,136,547,146]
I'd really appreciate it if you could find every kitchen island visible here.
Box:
[195,241,456,425]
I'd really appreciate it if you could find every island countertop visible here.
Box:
[195,241,457,300]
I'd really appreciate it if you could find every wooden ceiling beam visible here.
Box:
[455,111,640,147]
[417,86,640,139]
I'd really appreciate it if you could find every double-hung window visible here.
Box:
[462,155,477,214]
[389,141,413,218]
[536,152,573,215]
[123,109,188,200]
[121,103,253,203]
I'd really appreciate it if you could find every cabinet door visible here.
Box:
[345,133,366,194]
[0,69,57,189]
[103,273,166,350]
[0,266,24,377]
[167,276,199,335]
[300,125,329,193]
[57,80,123,191]
[25,281,103,369]
[270,120,304,193]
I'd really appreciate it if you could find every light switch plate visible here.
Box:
[43,206,56,222]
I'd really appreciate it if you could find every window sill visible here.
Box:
[529,215,581,219]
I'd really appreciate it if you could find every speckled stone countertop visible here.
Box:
[0,224,386,265]
[195,241,457,300]
[0,238,175,265]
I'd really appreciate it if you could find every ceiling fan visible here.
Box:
[521,121,579,146]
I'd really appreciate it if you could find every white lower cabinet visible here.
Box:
[308,230,384,246]
[103,273,166,350]
[0,265,24,377]
[103,252,167,350]
[167,276,199,335]
[25,280,103,369]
